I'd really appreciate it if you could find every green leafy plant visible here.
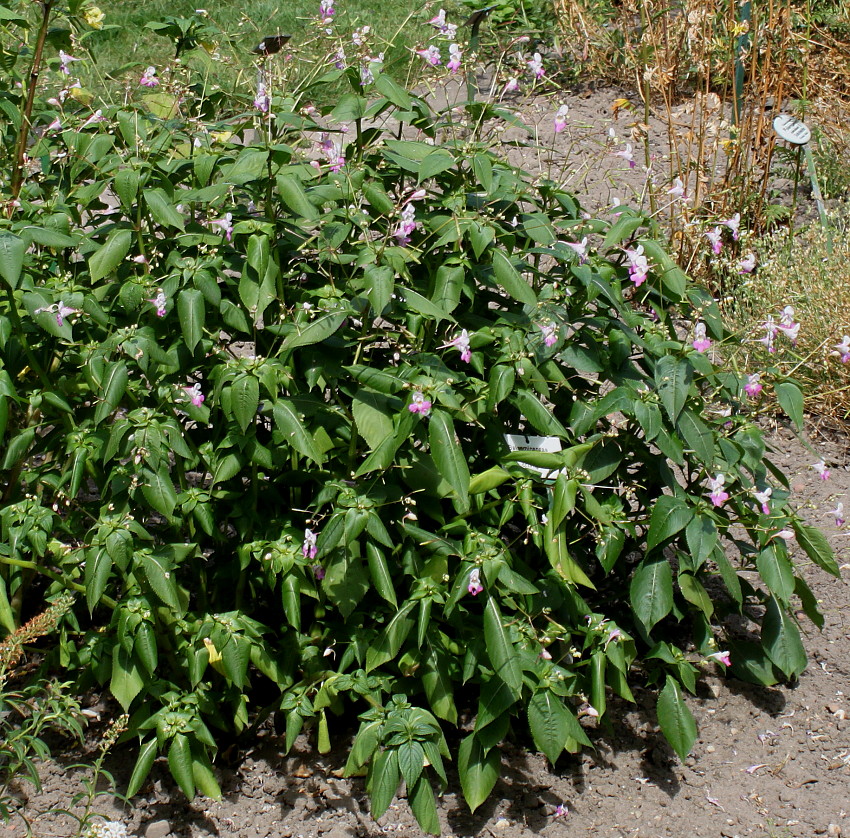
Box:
[0,1,840,833]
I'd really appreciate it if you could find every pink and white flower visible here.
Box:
[739,252,756,274]
[447,329,472,363]
[254,81,270,112]
[429,9,457,38]
[744,373,762,398]
[58,50,80,75]
[778,306,799,343]
[753,487,772,515]
[408,390,432,415]
[302,528,318,560]
[706,226,723,255]
[833,335,850,363]
[417,45,442,66]
[34,300,78,327]
[467,567,483,596]
[564,236,588,264]
[667,177,688,202]
[721,212,741,241]
[707,650,731,667]
[184,383,205,407]
[707,473,729,507]
[812,459,830,480]
[758,315,778,353]
[145,289,167,317]
[140,66,159,87]
[319,0,335,21]
[526,52,544,78]
[692,321,711,352]
[624,244,649,287]
[447,43,462,73]
[503,77,520,93]
[827,502,845,527]
[210,212,233,241]
[81,110,105,129]
[540,322,558,347]
[614,143,635,168]
[394,203,417,245]
[554,105,569,133]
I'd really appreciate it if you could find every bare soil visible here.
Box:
[6,85,850,838]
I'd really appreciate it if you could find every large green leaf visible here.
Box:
[0,233,25,289]
[775,381,804,431]
[646,495,693,551]
[511,390,569,437]
[110,643,144,711]
[654,356,692,423]
[483,596,522,696]
[527,690,569,764]
[793,522,840,577]
[458,734,500,813]
[126,738,159,798]
[756,543,795,604]
[139,552,181,610]
[408,774,440,835]
[273,399,323,464]
[145,188,185,230]
[397,741,425,790]
[630,554,673,631]
[422,643,458,724]
[281,310,348,350]
[94,361,128,425]
[168,734,195,800]
[276,173,319,220]
[429,409,470,513]
[365,602,416,672]
[230,376,259,432]
[89,229,132,282]
[762,595,807,679]
[676,409,715,465]
[84,548,112,612]
[370,748,400,820]
[491,250,537,306]
[178,289,205,352]
[657,675,697,761]
[141,467,177,518]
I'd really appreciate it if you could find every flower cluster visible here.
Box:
[625,244,649,287]
[758,306,799,352]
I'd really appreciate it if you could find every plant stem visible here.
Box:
[10,1,55,204]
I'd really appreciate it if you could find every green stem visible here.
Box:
[0,554,117,610]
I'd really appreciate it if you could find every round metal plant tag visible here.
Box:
[772,114,812,145]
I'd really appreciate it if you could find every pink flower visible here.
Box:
[48,117,62,131]
[706,226,723,255]
[707,650,731,667]
[554,105,569,133]
[394,203,417,245]
[333,46,347,69]
[721,212,741,241]
[447,329,472,363]
[408,390,432,415]
[753,487,772,515]
[58,50,80,75]
[429,9,457,38]
[707,473,729,507]
[739,253,756,274]
[34,300,78,327]
[184,383,205,407]
[692,321,711,353]
[81,109,105,129]
[539,322,557,347]
[624,244,649,287]
[318,134,345,172]
[447,43,462,74]
[145,289,167,317]
[758,315,778,353]
[667,177,688,202]
[812,459,830,481]
[605,627,622,647]
[614,143,635,168]
[417,45,442,66]
[319,0,335,21]
[827,502,845,527]
[744,373,762,398]
[503,77,520,93]
[254,81,270,112]
[140,66,159,87]
[312,564,325,580]
[539,647,552,660]
[467,568,483,596]
[211,212,233,241]
[834,335,850,363]
[778,306,799,344]
[302,528,318,560]
[565,236,588,264]
[526,52,544,78]
[554,803,569,818]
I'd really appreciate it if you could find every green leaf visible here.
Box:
[145,188,185,230]
[365,602,416,672]
[483,596,522,696]
[178,289,205,352]
[141,467,177,518]
[419,149,456,182]
[281,310,348,350]
[491,250,537,306]
[657,675,697,761]
[630,554,673,631]
[527,690,569,764]
[654,356,692,423]
[168,734,195,800]
[397,287,456,323]
[775,382,804,431]
[0,233,25,289]
[94,361,128,425]
[429,409,470,513]
[469,465,511,495]
[646,495,693,551]
[192,750,222,801]
[486,365,515,411]
[89,229,132,282]
[134,622,158,675]
[603,214,643,249]
[273,399,323,464]
[84,548,112,612]
[397,741,425,789]
[374,72,413,108]
[408,775,440,835]
[678,572,714,617]
[756,543,795,604]
[276,173,319,220]
[472,154,493,193]
[457,734,499,814]
[230,376,259,432]
[511,390,569,437]
[139,552,181,610]
[364,264,394,315]
[127,738,158,798]
[365,541,398,607]
[370,748,400,819]
[110,643,144,711]
[793,522,840,577]
[676,409,715,465]
[684,516,717,569]
[422,643,458,724]
[762,595,807,679]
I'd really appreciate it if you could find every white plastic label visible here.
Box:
[772,114,811,145]
[504,433,565,479]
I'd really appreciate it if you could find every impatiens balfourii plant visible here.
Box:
[0,5,842,834]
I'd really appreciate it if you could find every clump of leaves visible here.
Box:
[0,2,840,833]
